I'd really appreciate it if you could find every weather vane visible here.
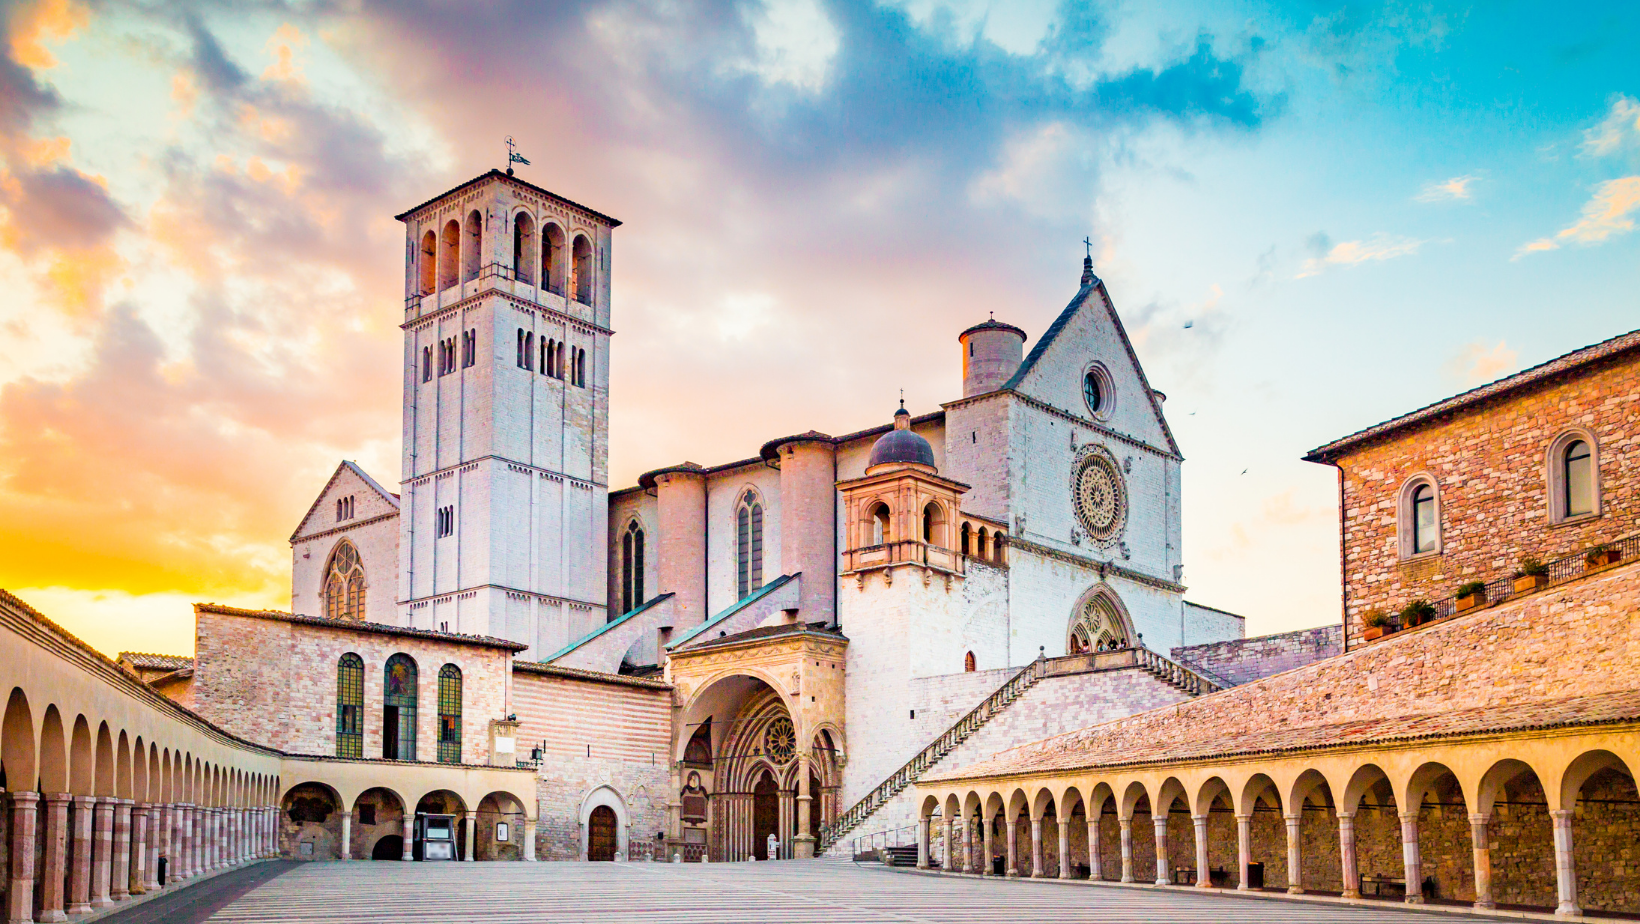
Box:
[506,137,531,176]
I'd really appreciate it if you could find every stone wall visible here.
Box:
[1172,625,1342,688]
[192,606,513,763]
[1325,348,1640,646]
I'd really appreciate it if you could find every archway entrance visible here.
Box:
[372,835,403,860]
[753,771,779,859]
[588,805,618,861]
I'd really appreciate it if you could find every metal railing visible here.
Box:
[1379,532,1637,631]
[850,824,919,863]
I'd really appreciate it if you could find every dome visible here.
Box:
[867,407,936,471]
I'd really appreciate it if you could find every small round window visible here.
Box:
[1082,365,1113,419]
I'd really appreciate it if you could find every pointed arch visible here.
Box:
[323,539,367,621]
[621,518,646,615]
[1067,584,1134,653]
[736,488,765,599]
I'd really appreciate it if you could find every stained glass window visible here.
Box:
[622,522,645,615]
[437,664,462,765]
[383,654,417,761]
[737,492,763,599]
[323,540,366,621]
[335,653,363,758]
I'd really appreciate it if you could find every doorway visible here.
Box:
[588,805,618,861]
[753,770,778,859]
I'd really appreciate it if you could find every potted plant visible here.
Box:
[1361,609,1389,641]
[1455,581,1487,613]
[1513,557,1549,594]
[1586,543,1622,569]
[1399,599,1436,629]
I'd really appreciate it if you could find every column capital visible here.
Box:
[1467,812,1491,826]
[1549,808,1575,822]
[10,789,39,806]
[1234,813,1252,822]
[1398,811,1420,825]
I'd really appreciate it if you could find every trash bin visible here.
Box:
[993,855,1005,876]
[1246,861,1264,889]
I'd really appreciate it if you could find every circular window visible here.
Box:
[1072,448,1128,545]
[1082,365,1113,419]
[764,717,796,763]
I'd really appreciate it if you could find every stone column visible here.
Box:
[112,799,132,901]
[1153,815,1171,885]
[7,791,39,924]
[192,804,204,875]
[793,756,814,860]
[524,819,537,861]
[963,814,975,873]
[40,794,69,923]
[916,817,930,869]
[67,795,94,916]
[92,797,114,907]
[1029,817,1043,878]
[1338,812,1360,899]
[1469,813,1493,910]
[1234,813,1252,891]
[130,803,149,895]
[401,815,414,862]
[1399,812,1422,903]
[340,811,352,860]
[1551,809,1579,916]
[1285,813,1304,894]
[464,815,475,862]
[1192,815,1210,888]
[1058,817,1071,879]
[982,815,995,877]
[943,816,956,871]
[1005,816,1018,877]
[1118,817,1134,883]
[209,807,220,870]
[1087,814,1102,882]
[174,803,191,879]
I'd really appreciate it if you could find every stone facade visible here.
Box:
[190,604,518,764]
[289,462,401,627]
[1171,624,1341,687]
[1306,335,1640,647]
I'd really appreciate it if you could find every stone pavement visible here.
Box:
[98,859,1524,924]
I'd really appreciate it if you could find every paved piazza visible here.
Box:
[103,860,1518,924]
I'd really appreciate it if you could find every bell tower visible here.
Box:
[393,171,621,656]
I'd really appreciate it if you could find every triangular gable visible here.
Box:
[1005,278,1179,457]
[289,460,401,543]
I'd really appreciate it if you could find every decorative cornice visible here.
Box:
[402,287,613,338]
[1007,536,1185,593]
[400,583,606,612]
[291,512,398,545]
[404,455,606,491]
[942,389,1181,462]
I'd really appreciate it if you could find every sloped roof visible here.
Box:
[543,592,675,663]
[668,574,799,650]
[118,651,192,672]
[1003,276,1180,457]
[675,621,847,655]
[511,660,671,690]
[1305,327,1640,463]
[194,603,527,652]
[394,169,622,227]
[289,460,400,543]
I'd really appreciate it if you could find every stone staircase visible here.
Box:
[818,648,1221,855]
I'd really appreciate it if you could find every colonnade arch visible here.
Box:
[917,733,1640,916]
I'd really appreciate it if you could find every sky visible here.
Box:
[0,0,1636,659]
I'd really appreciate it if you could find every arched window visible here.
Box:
[437,664,462,765]
[1068,590,1130,653]
[335,654,363,758]
[572,234,593,303]
[462,210,482,282]
[964,651,976,673]
[960,522,971,556]
[439,219,460,290]
[976,527,989,559]
[575,348,587,386]
[524,332,535,372]
[323,540,366,621]
[736,491,764,599]
[991,530,1006,564]
[419,230,437,295]
[1398,475,1440,558]
[512,213,535,285]
[542,223,565,295]
[922,502,946,548]
[869,502,890,546]
[383,654,417,761]
[1548,432,1600,522]
[621,521,645,615]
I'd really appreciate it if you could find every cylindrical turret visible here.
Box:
[958,319,1027,397]
[642,464,708,627]
[773,436,836,623]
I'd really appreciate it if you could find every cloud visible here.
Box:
[1583,95,1640,158]
[1515,176,1640,257]
[1443,340,1518,388]
[1296,233,1426,278]
[1415,174,1477,202]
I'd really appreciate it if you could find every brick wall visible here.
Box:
[1172,625,1342,687]
[1324,349,1640,646]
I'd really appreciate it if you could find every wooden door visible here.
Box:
[588,805,618,861]
[753,772,778,860]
